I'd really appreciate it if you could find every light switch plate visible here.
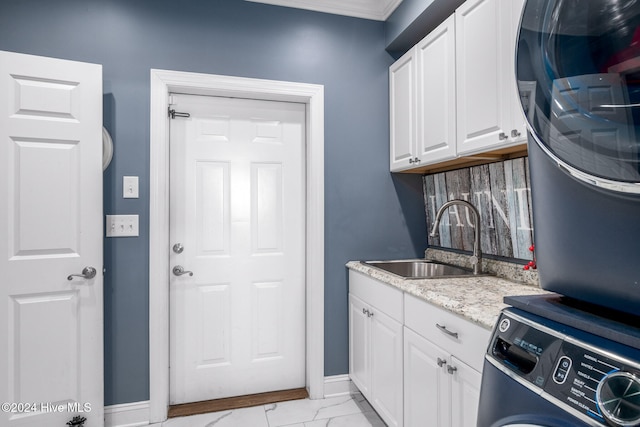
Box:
[106,215,139,237]
[123,176,139,199]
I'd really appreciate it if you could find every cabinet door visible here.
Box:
[449,356,482,427]
[404,328,451,427]
[509,0,527,143]
[455,0,512,155]
[349,294,371,397]
[371,308,404,427]
[390,48,417,172]
[416,15,457,165]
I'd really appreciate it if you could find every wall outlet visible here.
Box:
[106,215,139,237]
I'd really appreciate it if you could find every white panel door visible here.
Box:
[450,356,482,427]
[403,328,450,427]
[370,307,403,427]
[169,94,306,404]
[0,51,103,426]
[348,294,371,396]
[416,14,457,164]
[390,49,417,171]
[456,0,512,155]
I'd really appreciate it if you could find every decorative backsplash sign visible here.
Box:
[423,157,534,261]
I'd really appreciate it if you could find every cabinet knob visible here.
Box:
[408,157,421,164]
[511,129,522,138]
[447,365,458,375]
[499,132,508,141]
[437,357,447,367]
[362,308,374,317]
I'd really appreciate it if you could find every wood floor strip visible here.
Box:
[168,387,309,418]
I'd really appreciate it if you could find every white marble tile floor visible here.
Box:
[162,393,387,427]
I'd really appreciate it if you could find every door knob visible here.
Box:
[173,265,193,277]
[172,243,184,254]
[67,266,97,281]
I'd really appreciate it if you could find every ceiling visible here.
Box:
[245,0,403,21]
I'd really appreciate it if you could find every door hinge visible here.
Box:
[168,107,190,119]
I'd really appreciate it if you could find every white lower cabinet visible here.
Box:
[349,270,491,427]
[404,327,483,427]
[404,327,482,427]
[349,271,404,427]
[404,294,489,427]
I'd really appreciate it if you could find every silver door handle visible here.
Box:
[173,265,193,277]
[436,324,459,339]
[67,266,97,281]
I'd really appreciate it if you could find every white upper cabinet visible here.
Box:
[455,0,526,155]
[390,50,417,171]
[417,15,457,165]
[389,0,526,171]
[390,16,456,172]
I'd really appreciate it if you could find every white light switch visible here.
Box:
[123,176,139,199]
[106,215,139,237]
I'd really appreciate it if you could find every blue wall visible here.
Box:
[0,0,426,405]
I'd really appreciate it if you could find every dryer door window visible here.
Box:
[517,0,640,193]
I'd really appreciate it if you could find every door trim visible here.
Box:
[148,69,325,423]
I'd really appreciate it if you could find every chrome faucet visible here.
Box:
[430,199,483,275]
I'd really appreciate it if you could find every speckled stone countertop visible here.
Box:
[346,259,550,331]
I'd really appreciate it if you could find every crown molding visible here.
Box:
[246,0,402,21]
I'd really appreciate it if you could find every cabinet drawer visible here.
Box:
[349,270,403,322]
[404,293,490,371]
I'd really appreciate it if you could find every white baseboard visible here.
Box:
[323,374,357,397]
[104,400,150,427]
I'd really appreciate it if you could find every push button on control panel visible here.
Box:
[553,356,572,384]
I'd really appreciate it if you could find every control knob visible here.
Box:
[596,370,640,426]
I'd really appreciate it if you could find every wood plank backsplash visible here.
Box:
[423,157,534,261]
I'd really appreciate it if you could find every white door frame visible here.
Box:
[148,69,325,423]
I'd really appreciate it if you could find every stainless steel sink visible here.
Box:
[363,260,485,279]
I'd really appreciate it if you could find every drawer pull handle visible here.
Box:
[436,323,459,339]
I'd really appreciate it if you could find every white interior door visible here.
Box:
[0,51,103,426]
[169,94,306,404]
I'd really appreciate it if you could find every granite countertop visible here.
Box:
[346,259,550,330]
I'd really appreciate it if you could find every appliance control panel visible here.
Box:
[488,309,640,427]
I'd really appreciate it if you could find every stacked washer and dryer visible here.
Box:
[477,1,640,426]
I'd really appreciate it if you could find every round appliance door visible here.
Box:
[516,0,640,193]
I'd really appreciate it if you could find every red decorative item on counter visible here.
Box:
[524,244,537,270]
